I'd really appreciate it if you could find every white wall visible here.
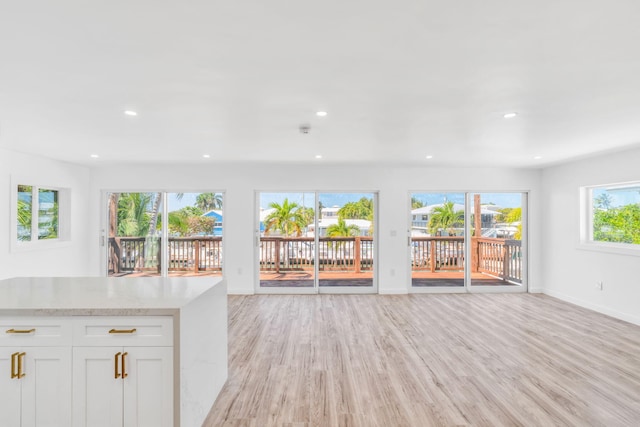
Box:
[0,148,92,280]
[88,163,541,295]
[541,146,640,325]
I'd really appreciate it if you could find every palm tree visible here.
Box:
[264,199,306,236]
[595,194,613,210]
[17,198,32,241]
[117,193,153,236]
[428,201,464,236]
[411,197,424,209]
[196,193,223,212]
[326,218,360,237]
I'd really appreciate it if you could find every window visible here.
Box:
[105,191,224,277]
[13,182,68,249]
[582,182,640,253]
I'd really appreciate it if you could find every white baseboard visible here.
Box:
[542,289,640,326]
[378,289,409,295]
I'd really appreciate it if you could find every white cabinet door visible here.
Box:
[0,349,22,427]
[72,347,124,427]
[123,347,173,427]
[21,347,72,427]
[73,346,173,427]
[0,347,71,427]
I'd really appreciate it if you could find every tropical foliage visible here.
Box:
[593,203,640,244]
[264,199,310,236]
[17,186,59,241]
[505,207,522,240]
[428,201,464,235]
[338,197,373,220]
[326,218,360,237]
[117,192,153,236]
[17,198,32,241]
[196,193,223,212]
[167,206,215,237]
[411,197,424,209]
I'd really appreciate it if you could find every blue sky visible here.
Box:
[593,187,640,207]
[168,192,524,211]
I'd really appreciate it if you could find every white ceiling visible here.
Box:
[1,1,639,168]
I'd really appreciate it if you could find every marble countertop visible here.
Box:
[0,276,223,315]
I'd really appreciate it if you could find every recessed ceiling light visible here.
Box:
[316,111,327,117]
[124,110,138,116]
[203,154,211,159]
[90,154,99,158]
[315,154,322,159]
[503,112,517,119]
[533,155,542,160]
[425,155,433,159]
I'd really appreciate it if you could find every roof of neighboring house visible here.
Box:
[411,203,500,216]
[202,210,223,220]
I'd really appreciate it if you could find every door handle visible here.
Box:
[6,328,36,334]
[17,352,26,378]
[10,352,19,379]
[114,352,122,379]
[109,328,137,334]
[121,352,128,379]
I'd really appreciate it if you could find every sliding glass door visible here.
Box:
[410,193,465,288]
[318,193,375,292]
[256,191,377,293]
[107,192,162,277]
[469,193,525,289]
[258,192,316,290]
[105,191,224,278]
[409,192,527,292]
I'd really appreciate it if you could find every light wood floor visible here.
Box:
[203,294,640,426]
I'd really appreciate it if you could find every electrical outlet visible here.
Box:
[596,281,603,290]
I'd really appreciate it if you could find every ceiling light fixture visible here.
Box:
[124,110,138,116]
[426,155,433,159]
[315,154,322,159]
[503,112,518,119]
[90,154,99,158]
[316,111,327,117]
[533,155,542,160]
[203,154,211,159]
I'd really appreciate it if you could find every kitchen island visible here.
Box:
[0,276,227,427]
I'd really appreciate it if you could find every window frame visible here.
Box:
[579,181,640,257]
[11,177,71,252]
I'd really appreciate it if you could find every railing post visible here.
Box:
[194,240,200,273]
[275,239,281,273]
[354,237,361,273]
[471,237,479,273]
[112,238,121,274]
[430,241,436,272]
[502,243,509,282]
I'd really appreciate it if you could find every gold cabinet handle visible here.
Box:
[108,328,137,334]
[17,352,26,378]
[10,352,19,379]
[121,352,128,379]
[114,352,122,379]
[6,328,36,334]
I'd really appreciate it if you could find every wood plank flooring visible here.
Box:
[203,294,640,426]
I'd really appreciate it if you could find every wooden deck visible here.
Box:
[259,271,514,287]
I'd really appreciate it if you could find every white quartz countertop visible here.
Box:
[0,276,224,315]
